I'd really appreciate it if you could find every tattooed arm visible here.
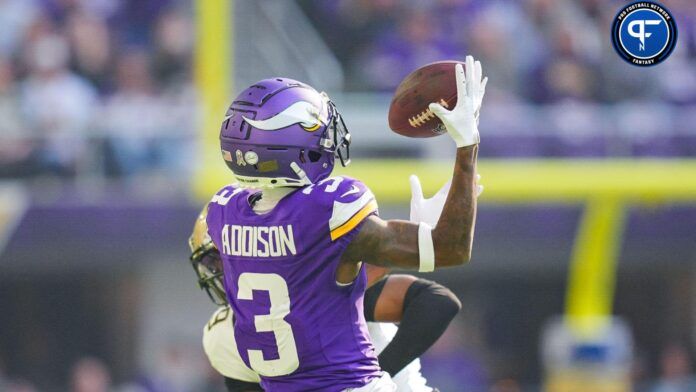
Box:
[342,145,478,269]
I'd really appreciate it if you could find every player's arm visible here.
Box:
[365,264,390,287]
[364,275,461,376]
[346,146,477,269]
[344,56,485,271]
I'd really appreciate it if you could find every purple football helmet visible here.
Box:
[220,78,351,188]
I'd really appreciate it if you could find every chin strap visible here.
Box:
[290,162,311,184]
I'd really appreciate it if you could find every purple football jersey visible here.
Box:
[206,176,382,391]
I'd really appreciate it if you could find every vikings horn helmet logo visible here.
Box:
[242,100,327,132]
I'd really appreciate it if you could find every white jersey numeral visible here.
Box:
[212,188,243,206]
[237,273,299,376]
[302,176,344,194]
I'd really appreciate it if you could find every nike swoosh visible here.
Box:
[341,185,360,198]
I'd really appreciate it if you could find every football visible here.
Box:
[388,60,463,138]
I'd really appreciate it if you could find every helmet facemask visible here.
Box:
[321,94,351,168]
[189,244,227,306]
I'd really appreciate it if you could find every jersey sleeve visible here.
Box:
[328,176,379,241]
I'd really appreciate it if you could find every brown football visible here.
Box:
[388,60,463,138]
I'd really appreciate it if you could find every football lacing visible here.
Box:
[408,99,449,128]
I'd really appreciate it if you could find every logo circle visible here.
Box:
[611,2,677,66]
[244,151,259,165]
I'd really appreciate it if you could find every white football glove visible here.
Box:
[429,55,487,148]
[409,174,483,227]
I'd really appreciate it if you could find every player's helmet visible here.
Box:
[220,78,351,188]
[190,242,227,306]
[189,206,227,306]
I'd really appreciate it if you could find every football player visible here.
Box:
[203,56,485,391]
[189,193,471,391]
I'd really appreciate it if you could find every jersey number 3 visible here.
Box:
[237,273,300,377]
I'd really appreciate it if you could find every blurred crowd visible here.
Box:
[299,0,696,159]
[302,0,696,104]
[1,0,695,181]
[4,339,696,391]
[0,0,195,180]
[0,351,227,392]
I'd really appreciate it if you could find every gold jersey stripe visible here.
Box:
[330,199,378,241]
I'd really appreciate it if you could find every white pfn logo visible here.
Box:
[611,2,677,66]
[627,19,662,50]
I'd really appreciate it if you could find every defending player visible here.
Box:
[189,189,471,391]
[204,56,485,391]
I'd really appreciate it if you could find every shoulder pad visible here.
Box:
[328,176,378,240]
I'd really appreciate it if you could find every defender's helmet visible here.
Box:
[220,78,350,188]
[189,205,227,306]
